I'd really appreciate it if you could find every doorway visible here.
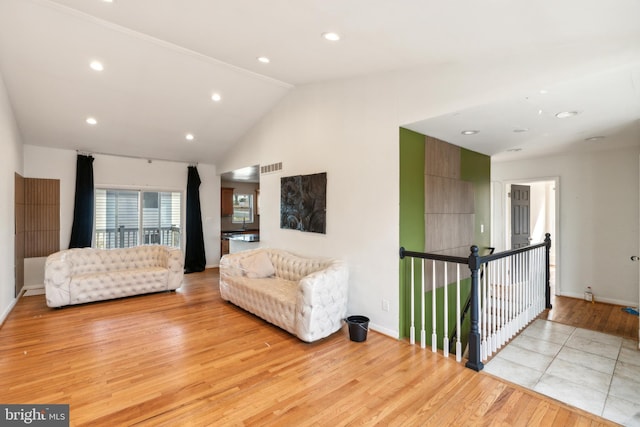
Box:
[219,165,261,256]
[499,178,559,294]
[511,184,531,249]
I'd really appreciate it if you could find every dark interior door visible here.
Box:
[511,184,531,249]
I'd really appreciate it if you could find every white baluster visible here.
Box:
[443,262,449,358]
[509,254,514,338]
[431,260,436,352]
[456,264,461,362]
[410,258,415,345]
[516,252,522,332]
[481,262,488,361]
[421,259,426,348]
[499,257,504,346]
[490,260,497,354]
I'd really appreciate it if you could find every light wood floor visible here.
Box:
[541,292,639,341]
[0,269,618,426]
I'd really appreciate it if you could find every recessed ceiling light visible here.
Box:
[185,133,195,141]
[86,117,97,125]
[102,0,114,3]
[90,61,104,71]
[322,32,341,41]
[513,128,529,133]
[539,89,548,95]
[461,130,479,135]
[257,56,270,64]
[585,136,605,142]
[507,148,522,152]
[555,111,579,119]
[211,93,222,102]
[537,109,543,115]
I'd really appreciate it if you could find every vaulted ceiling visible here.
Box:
[1,0,639,164]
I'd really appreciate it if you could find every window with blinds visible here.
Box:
[94,189,182,249]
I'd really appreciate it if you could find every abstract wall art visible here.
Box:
[280,172,326,234]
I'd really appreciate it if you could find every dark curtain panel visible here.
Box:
[69,154,95,248]
[184,166,206,273]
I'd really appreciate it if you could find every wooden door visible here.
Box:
[511,184,531,249]
[221,187,234,217]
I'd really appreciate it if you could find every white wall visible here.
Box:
[493,146,640,306]
[23,145,221,286]
[0,72,24,324]
[23,145,77,287]
[219,50,640,337]
[220,79,401,337]
[529,182,549,244]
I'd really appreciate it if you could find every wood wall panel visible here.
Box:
[24,178,59,205]
[425,214,475,252]
[25,205,60,231]
[425,136,460,179]
[425,175,474,214]
[24,178,60,258]
[424,136,475,269]
[25,231,60,258]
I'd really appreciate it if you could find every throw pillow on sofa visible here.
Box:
[240,251,275,278]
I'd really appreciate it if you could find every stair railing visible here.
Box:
[400,233,552,371]
[448,247,494,355]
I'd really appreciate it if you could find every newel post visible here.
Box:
[545,233,553,309]
[465,245,484,372]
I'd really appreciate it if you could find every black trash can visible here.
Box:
[346,315,369,342]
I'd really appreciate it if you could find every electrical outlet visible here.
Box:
[382,299,390,312]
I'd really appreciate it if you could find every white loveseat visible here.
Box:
[219,248,348,343]
[44,245,184,308]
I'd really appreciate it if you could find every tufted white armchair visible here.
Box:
[44,245,184,307]
[220,248,348,342]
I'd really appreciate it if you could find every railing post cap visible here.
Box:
[470,245,479,255]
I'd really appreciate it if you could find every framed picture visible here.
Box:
[280,172,326,234]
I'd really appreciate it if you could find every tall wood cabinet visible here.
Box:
[221,187,234,217]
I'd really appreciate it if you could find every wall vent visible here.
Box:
[260,162,283,175]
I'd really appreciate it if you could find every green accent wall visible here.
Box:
[461,148,492,252]
[399,128,491,345]
[399,128,425,337]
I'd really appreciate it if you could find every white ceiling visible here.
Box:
[407,65,640,162]
[1,0,639,165]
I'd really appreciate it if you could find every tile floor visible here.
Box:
[484,319,640,426]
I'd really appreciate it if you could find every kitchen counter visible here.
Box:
[222,229,259,234]
[221,231,260,255]
[228,234,260,254]
[227,233,259,242]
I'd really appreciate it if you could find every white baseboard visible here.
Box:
[0,293,22,327]
[369,323,399,339]
[559,292,637,308]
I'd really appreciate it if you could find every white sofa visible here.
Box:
[44,245,184,308]
[219,248,348,343]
